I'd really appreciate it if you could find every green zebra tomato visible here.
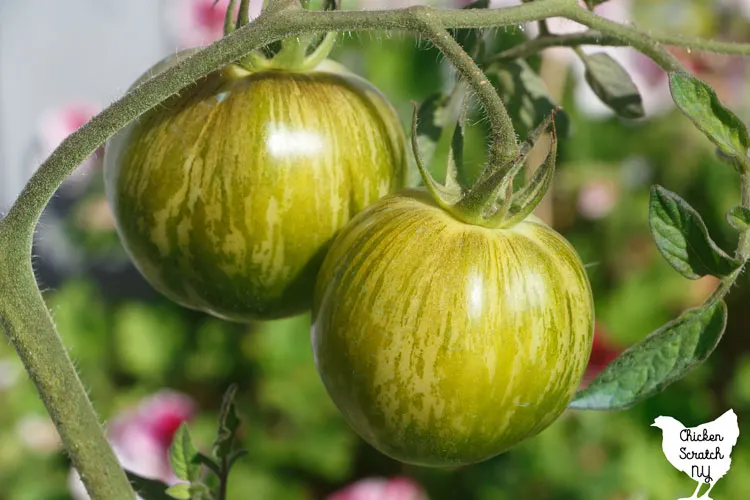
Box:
[105,58,407,321]
[312,189,594,466]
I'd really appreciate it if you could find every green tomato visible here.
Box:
[312,189,594,466]
[105,57,407,321]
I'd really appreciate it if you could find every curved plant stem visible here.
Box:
[2,0,750,497]
[493,31,623,61]
[494,30,750,63]
[0,231,134,499]
[560,4,683,72]
[413,14,519,167]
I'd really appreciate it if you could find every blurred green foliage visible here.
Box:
[3,2,750,498]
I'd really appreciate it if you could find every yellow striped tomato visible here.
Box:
[312,189,594,466]
[104,58,407,321]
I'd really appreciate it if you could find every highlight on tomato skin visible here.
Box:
[312,189,595,467]
[104,56,407,322]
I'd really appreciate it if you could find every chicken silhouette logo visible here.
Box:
[651,409,739,499]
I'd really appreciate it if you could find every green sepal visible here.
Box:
[669,72,750,172]
[503,116,558,227]
[570,300,727,410]
[579,52,644,119]
[649,185,741,279]
[411,103,463,208]
[727,206,750,231]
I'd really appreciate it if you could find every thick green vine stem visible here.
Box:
[0,228,135,499]
[3,0,750,497]
[412,12,519,168]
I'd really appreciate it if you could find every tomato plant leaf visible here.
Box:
[169,423,201,483]
[649,185,741,279]
[727,206,750,231]
[580,52,644,119]
[669,72,750,171]
[415,83,470,192]
[125,470,172,500]
[213,384,241,461]
[488,60,570,140]
[570,300,727,410]
[165,483,191,500]
[188,483,213,500]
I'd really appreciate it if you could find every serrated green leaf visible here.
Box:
[669,72,750,171]
[571,300,727,410]
[649,185,741,279]
[488,60,570,140]
[727,206,750,231]
[125,470,172,500]
[213,384,241,461]
[581,52,644,119]
[169,423,201,482]
[165,483,191,500]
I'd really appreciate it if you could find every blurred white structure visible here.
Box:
[0,0,165,210]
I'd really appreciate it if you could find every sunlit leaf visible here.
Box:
[649,185,741,279]
[727,206,750,231]
[165,483,190,500]
[669,72,750,171]
[571,300,727,410]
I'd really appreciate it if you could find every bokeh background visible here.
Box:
[2,0,750,498]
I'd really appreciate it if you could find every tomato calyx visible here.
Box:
[413,101,560,230]
[220,0,337,73]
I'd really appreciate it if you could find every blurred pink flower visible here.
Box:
[577,178,619,220]
[722,0,750,19]
[328,476,425,500]
[0,358,21,392]
[35,102,102,186]
[69,390,197,500]
[163,0,261,49]
[16,414,62,454]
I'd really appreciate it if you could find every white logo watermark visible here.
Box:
[651,409,739,500]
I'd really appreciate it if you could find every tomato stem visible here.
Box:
[0,229,134,498]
